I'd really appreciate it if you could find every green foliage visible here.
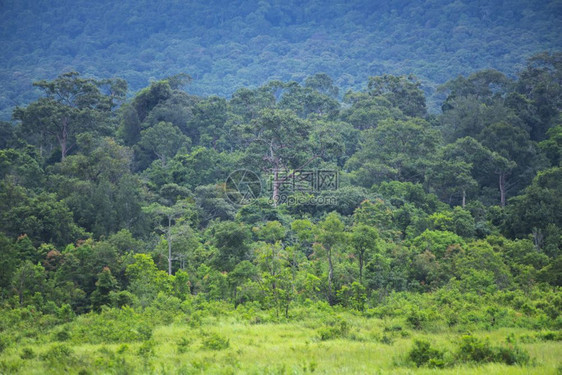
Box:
[346,118,442,187]
[456,335,529,365]
[208,220,251,272]
[2,1,560,121]
[408,339,445,368]
[19,347,35,360]
[201,332,230,350]
[41,343,75,367]
[0,46,561,374]
[68,308,153,344]
[317,316,349,341]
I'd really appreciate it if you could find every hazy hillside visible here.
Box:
[1,0,561,119]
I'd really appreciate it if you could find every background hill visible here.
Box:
[1,0,561,119]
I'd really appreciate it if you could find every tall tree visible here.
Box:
[242,109,313,205]
[315,212,345,305]
[515,52,562,141]
[14,72,125,161]
[346,118,441,187]
[143,200,195,275]
[367,74,427,117]
[351,224,379,284]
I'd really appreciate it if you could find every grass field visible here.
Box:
[1,310,561,374]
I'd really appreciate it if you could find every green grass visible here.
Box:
[1,313,561,374]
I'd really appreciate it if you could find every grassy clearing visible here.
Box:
[1,312,560,374]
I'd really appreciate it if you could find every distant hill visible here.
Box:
[1,0,561,118]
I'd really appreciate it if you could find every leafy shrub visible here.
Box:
[177,337,192,353]
[406,309,429,330]
[408,339,445,368]
[380,334,394,345]
[317,317,350,341]
[20,347,35,360]
[138,340,155,357]
[69,308,153,343]
[202,332,230,350]
[0,359,22,373]
[0,335,9,353]
[41,343,75,365]
[109,291,136,309]
[456,335,496,363]
[53,327,71,341]
[456,335,529,365]
[383,324,404,333]
[495,345,530,365]
[539,331,562,341]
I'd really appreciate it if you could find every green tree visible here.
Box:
[539,124,562,167]
[479,122,537,206]
[0,190,86,247]
[12,261,47,305]
[351,224,379,284]
[90,267,119,311]
[126,254,171,307]
[428,158,477,207]
[505,167,562,239]
[138,121,190,167]
[315,212,346,305]
[346,118,441,187]
[0,234,17,293]
[367,74,427,117]
[143,200,195,275]
[341,92,403,130]
[304,73,339,98]
[14,72,124,161]
[242,109,313,205]
[208,221,251,272]
[515,52,562,141]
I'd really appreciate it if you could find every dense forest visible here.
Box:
[0,48,561,373]
[1,0,562,119]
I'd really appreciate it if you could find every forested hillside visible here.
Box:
[1,0,562,119]
[0,49,561,372]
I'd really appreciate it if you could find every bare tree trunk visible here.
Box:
[59,117,69,161]
[359,251,364,284]
[272,169,279,207]
[499,173,506,207]
[167,217,172,275]
[462,189,466,208]
[327,247,333,305]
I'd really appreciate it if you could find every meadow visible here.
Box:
[0,302,560,374]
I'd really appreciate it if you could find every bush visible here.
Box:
[202,332,230,350]
[495,345,530,365]
[177,337,192,353]
[539,331,562,341]
[20,347,35,360]
[137,340,155,357]
[68,308,153,343]
[41,344,75,365]
[317,317,350,341]
[456,335,496,363]
[53,327,71,341]
[406,309,429,330]
[408,339,445,368]
[456,335,529,365]
[0,335,9,353]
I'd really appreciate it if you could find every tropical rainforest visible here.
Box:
[1,1,562,374]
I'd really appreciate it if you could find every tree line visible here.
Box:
[0,52,561,320]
